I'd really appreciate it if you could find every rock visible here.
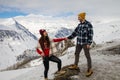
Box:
[90,41,96,48]
[54,64,80,80]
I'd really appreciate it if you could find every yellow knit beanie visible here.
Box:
[78,12,86,20]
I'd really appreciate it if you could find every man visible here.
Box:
[67,12,94,77]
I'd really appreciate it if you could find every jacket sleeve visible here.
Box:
[36,42,43,55]
[67,25,79,39]
[87,23,94,45]
[53,38,66,42]
[36,48,42,55]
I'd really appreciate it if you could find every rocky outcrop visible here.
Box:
[54,64,80,80]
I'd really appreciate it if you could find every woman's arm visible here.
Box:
[36,42,44,56]
[36,48,45,57]
[36,48,42,54]
[53,38,67,42]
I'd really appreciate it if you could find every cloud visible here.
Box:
[0,0,120,17]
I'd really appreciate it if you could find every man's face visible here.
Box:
[78,16,83,22]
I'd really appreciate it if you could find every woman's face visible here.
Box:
[43,31,48,36]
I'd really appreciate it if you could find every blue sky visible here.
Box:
[0,11,27,18]
[0,0,120,18]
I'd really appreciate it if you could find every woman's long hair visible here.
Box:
[39,35,50,51]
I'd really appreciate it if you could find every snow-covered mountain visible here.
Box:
[0,15,76,70]
[1,14,120,44]
[12,14,77,38]
[93,18,120,44]
[12,14,120,44]
[55,27,73,38]
[0,18,37,70]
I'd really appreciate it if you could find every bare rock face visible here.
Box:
[98,44,120,55]
[54,64,80,80]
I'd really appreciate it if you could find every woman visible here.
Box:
[36,29,66,80]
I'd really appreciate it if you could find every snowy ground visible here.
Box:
[0,39,120,80]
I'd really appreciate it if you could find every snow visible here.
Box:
[0,40,120,80]
[93,20,120,44]
[13,14,77,38]
[0,19,37,70]
[0,14,120,80]
[13,15,120,44]
[0,68,32,80]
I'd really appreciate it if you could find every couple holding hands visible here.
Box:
[36,12,94,80]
